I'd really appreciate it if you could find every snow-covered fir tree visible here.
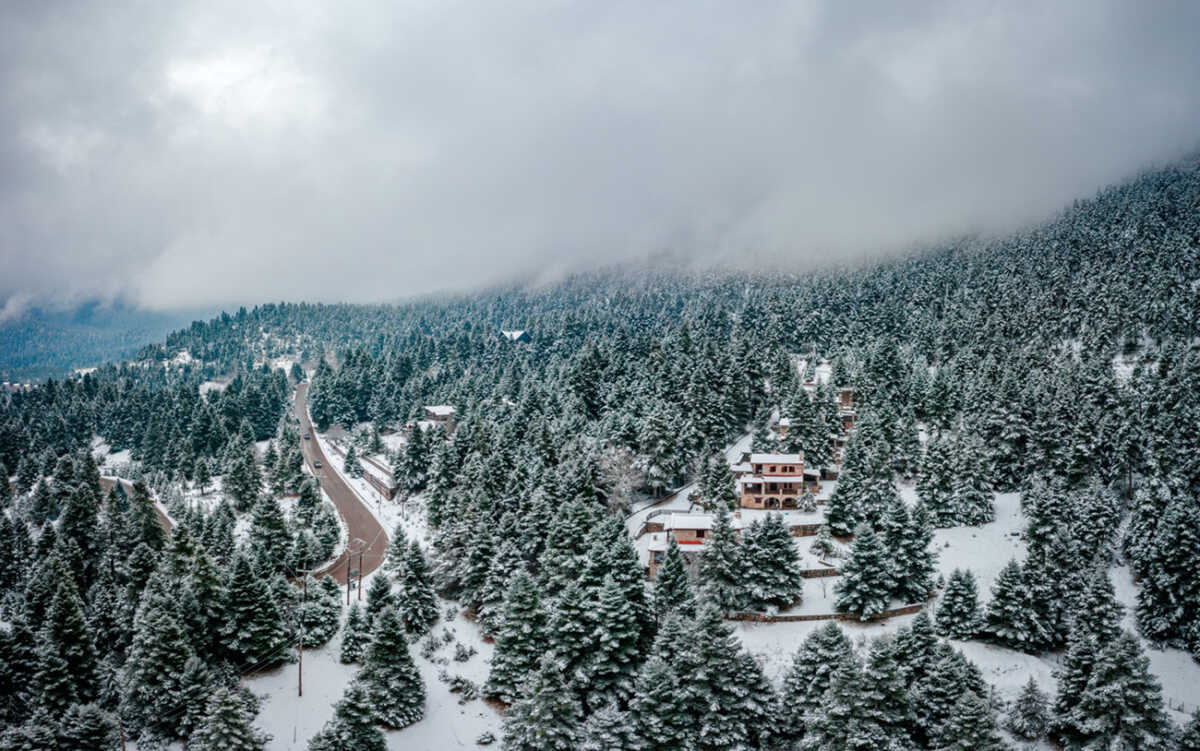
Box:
[697,505,743,612]
[654,537,696,620]
[396,540,439,635]
[308,679,386,751]
[936,568,982,640]
[937,690,1008,751]
[835,523,895,620]
[360,607,425,728]
[189,687,271,751]
[740,513,803,611]
[339,602,370,664]
[1061,632,1173,750]
[486,571,547,703]
[502,654,581,751]
[779,620,854,740]
[1006,676,1049,742]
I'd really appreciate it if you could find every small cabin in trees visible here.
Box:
[500,329,530,343]
[664,512,745,545]
[837,387,854,408]
[422,405,457,433]
[737,453,820,508]
[645,512,747,579]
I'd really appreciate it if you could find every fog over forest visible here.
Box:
[2,0,1200,312]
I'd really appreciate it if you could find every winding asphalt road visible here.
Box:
[295,382,389,584]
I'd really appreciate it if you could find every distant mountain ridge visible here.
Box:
[0,301,214,382]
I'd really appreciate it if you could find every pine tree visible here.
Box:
[479,539,525,636]
[308,679,386,751]
[297,575,344,647]
[583,573,640,711]
[801,654,895,751]
[698,454,737,510]
[809,524,838,559]
[835,523,895,620]
[1006,676,1049,741]
[938,691,1009,751]
[579,701,640,751]
[0,713,60,750]
[397,540,439,635]
[630,655,694,751]
[1063,632,1172,750]
[295,478,321,526]
[910,645,988,747]
[896,500,936,603]
[1052,632,1100,744]
[361,608,425,728]
[1069,565,1123,646]
[502,654,581,751]
[121,574,196,740]
[0,460,11,508]
[892,610,940,684]
[654,537,695,620]
[175,655,217,738]
[1133,489,1200,654]
[58,702,120,751]
[34,578,97,713]
[779,621,854,740]
[194,457,212,494]
[1179,710,1200,751]
[984,559,1039,650]
[691,602,779,750]
[698,506,742,612]
[952,433,994,525]
[548,580,595,690]
[858,637,916,747]
[363,573,394,631]
[222,553,288,669]
[343,445,362,478]
[918,432,957,526]
[248,494,291,572]
[128,480,166,552]
[741,513,803,611]
[189,687,270,751]
[936,569,982,640]
[486,571,547,703]
[225,446,262,513]
[339,603,370,664]
[58,484,100,579]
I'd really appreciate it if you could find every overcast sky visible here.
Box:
[1,1,1199,312]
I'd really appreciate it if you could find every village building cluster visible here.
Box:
[640,377,856,580]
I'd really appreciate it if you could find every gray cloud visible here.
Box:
[2,0,1199,310]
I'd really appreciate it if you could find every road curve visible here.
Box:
[294,382,389,585]
[99,476,173,534]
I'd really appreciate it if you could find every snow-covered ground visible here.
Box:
[247,611,500,751]
[248,421,1200,747]
[199,379,229,395]
[249,427,504,749]
[735,488,1200,724]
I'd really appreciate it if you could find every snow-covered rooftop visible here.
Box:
[424,405,456,417]
[664,512,746,531]
[749,452,803,464]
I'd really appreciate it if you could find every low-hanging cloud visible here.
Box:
[2,0,1199,310]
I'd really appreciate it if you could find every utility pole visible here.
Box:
[346,553,352,605]
[298,572,309,697]
[357,549,365,601]
[119,720,127,751]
